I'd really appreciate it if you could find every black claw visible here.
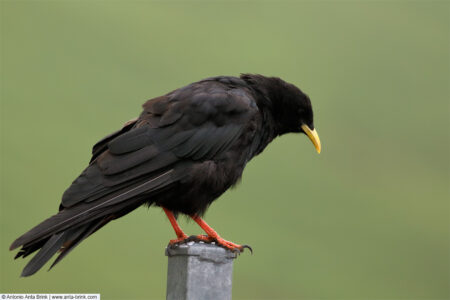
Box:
[187,235,198,242]
[168,242,178,249]
[241,244,253,254]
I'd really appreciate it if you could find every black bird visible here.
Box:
[10,74,321,277]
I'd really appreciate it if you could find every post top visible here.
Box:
[165,242,237,263]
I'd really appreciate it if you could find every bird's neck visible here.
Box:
[241,74,286,137]
[243,97,278,159]
[241,74,286,134]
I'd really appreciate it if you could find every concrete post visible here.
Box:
[165,242,237,300]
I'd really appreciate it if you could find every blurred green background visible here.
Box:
[1,1,448,299]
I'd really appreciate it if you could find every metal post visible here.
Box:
[165,242,237,300]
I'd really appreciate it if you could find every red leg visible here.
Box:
[191,215,248,252]
[163,207,188,244]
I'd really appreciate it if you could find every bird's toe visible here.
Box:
[168,235,189,246]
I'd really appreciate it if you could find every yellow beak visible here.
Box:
[301,124,321,154]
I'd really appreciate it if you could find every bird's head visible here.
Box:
[241,74,321,154]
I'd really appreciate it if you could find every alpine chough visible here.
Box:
[10,74,321,276]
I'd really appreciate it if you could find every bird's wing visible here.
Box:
[61,81,257,208]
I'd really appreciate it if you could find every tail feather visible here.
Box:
[10,171,173,251]
[12,197,148,276]
[49,219,108,270]
[14,239,48,259]
[20,232,67,277]
[50,199,145,270]
[19,224,91,277]
[10,198,139,251]
[10,168,179,276]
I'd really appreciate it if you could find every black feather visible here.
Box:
[20,232,66,277]
[49,221,105,270]
[11,169,176,250]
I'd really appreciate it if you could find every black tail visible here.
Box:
[10,167,178,276]
[11,197,145,276]
[14,220,106,277]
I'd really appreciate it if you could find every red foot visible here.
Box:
[214,236,245,252]
[169,235,189,245]
[190,216,252,253]
[194,234,251,253]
